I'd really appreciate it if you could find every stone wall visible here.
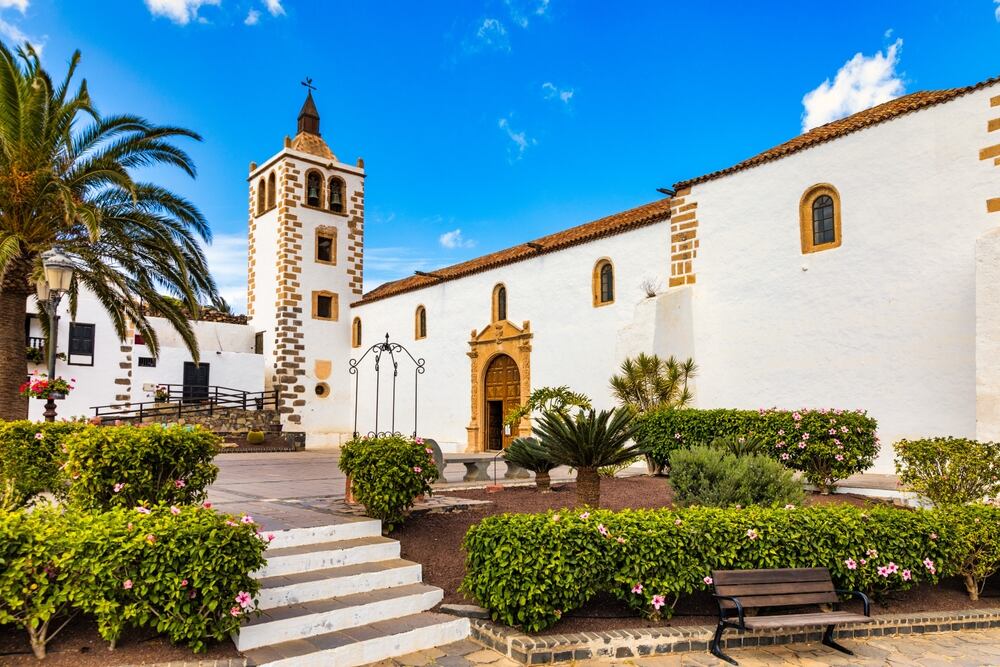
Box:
[141,407,280,434]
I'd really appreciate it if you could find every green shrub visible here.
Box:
[246,430,266,445]
[946,503,1000,600]
[636,408,879,493]
[462,504,969,632]
[668,445,804,508]
[0,420,86,510]
[64,424,220,510]
[895,437,1000,506]
[339,435,438,529]
[504,437,557,491]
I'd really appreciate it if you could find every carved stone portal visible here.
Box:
[466,320,532,452]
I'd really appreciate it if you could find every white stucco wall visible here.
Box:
[976,226,1000,442]
[352,220,672,451]
[681,83,1000,472]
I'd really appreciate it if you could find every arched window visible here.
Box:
[266,172,276,209]
[305,170,323,207]
[352,317,362,348]
[593,259,615,306]
[256,178,266,215]
[415,305,427,339]
[492,284,507,322]
[799,184,842,254]
[328,177,345,213]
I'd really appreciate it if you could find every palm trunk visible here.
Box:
[576,467,601,507]
[0,256,31,421]
[535,470,551,492]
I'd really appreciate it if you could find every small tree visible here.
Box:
[503,437,557,491]
[533,408,641,507]
[504,385,591,427]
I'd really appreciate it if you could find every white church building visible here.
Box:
[29,74,1000,473]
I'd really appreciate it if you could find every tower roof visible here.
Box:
[297,90,321,135]
[291,89,336,160]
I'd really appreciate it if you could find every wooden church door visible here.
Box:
[484,354,520,450]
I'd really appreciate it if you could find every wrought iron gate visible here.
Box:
[349,333,425,438]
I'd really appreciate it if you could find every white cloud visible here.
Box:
[801,38,905,132]
[244,8,260,25]
[498,116,536,161]
[541,81,573,104]
[995,0,1000,21]
[472,17,509,52]
[439,229,475,249]
[263,0,285,16]
[0,17,42,54]
[883,27,893,39]
[504,0,550,28]
[143,0,220,25]
[201,232,248,314]
[0,0,28,13]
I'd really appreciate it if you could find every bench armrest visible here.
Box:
[712,594,746,630]
[834,589,871,616]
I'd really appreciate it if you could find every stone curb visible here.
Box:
[470,607,1000,664]
[121,659,251,667]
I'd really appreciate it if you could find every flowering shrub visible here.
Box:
[636,408,879,492]
[0,504,267,657]
[668,445,804,508]
[895,437,1000,506]
[461,504,995,632]
[18,373,75,399]
[65,424,220,510]
[0,420,86,509]
[339,435,438,529]
[946,503,1000,600]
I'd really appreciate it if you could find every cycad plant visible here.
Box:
[0,42,220,419]
[533,408,641,507]
[609,353,697,414]
[503,437,557,492]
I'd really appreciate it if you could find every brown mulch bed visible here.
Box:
[391,475,1000,634]
[0,616,240,666]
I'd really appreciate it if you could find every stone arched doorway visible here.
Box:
[484,354,520,450]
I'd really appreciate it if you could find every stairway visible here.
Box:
[237,517,470,666]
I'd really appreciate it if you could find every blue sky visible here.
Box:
[4,0,999,310]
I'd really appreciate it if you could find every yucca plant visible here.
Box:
[609,353,697,415]
[0,42,220,419]
[503,437,557,492]
[533,408,641,507]
[709,433,770,457]
[503,385,591,427]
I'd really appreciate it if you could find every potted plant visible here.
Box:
[18,373,75,400]
[153,385,169,402]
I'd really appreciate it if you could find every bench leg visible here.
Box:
[463,461,492,482]
[822,625,853,655]
[504,461,530,479]
[710,622,738,665]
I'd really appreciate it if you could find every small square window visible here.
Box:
[312,291,338,321]
[316,233,335,264]
[138,357,156,368]
[68,323,95,366]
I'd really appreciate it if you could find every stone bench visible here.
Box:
[443,452,531,482]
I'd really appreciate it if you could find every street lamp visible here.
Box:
[36,249,75,422]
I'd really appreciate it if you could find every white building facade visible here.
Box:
[25,76,1000,473]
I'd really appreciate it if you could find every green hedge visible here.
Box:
[668,445,804,508]
[0,504,268,657]
[461,504,998,632]
[64,424,221,510]
[635,408,879,491]
[339,435,439,529]
[0,420,86,509]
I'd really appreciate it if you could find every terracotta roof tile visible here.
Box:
[354,198,672,306]
[291,131,336,160]
[674,74,1000,190]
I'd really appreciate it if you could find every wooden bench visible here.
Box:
[710,567,873,665]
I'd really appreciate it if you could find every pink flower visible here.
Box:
[841,426,849,433]
[34,432,43,440]
[203,502,213,509]
[225,520,238,527]
[775,442,784,448]
[127,522,133,531]
[180,579,188,587]
[784,504,796,510]
[886,562,899,574]
[793,412,802,421]
[746,528,758,540]
[597,524,609,537]
[777,429,785,436]
[924,558,935,570]
[135,506,150,514]
[674,432,682,440]
[552,514,560,522]
[230,606,241,617]
[123,579,133,589]
[877,566,889,578]
[145,534,156,544]
[829,429,837,435]
[616,536,625,544]
[781,453,790,460]
[113,483,126,493]
[241,515,255,524]
[866,549,878,557]
[170,506,181,515]
[651,594,666,610]
[631,582,643,594]
[579,512,590,520]
[798,442,806,449]
[425,448,434,454]
[189,588,197,599]
[703,576,714,585]
[835,454,844,462]
[930,533,938,540]
[860,558,867,566]
[267,533,276,542]
[413,466,422,473]
[902,569,912,581]
[845,558,857,570]
[235,591,252,608]
[415,437,424,445]
[802,432,810,440]
[174,479,186,489]
[674,519,683,526]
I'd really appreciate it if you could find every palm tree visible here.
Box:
[503,437,558,492]
[533,408,641,507]
[609,353,697,414]
[0,43,220,419]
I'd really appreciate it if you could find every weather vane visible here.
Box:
[301,77,316,92]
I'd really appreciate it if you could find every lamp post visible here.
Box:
[36,249,75,422]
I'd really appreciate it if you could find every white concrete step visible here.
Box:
[256,558,423,610]
[235,583,443,651]
[255,535,400,579]
[266,518,382,550]
[243,612,471,667]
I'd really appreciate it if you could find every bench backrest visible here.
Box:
[712,567,838,610]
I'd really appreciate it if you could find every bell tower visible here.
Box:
[247,84,366,444]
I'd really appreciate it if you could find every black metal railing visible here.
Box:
[27,336,45,350]
[91,384,279,423]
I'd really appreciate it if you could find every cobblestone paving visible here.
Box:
[376,629,1000,666]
